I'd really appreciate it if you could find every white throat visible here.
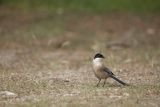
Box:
[93,58,104,66]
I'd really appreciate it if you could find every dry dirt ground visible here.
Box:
[0,8,160,107]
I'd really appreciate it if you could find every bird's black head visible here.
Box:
[94,53,105,59]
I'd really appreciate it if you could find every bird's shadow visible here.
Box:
[105,83,123,87]
[95,82,130,88]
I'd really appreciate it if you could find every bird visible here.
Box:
[92,53,128,87]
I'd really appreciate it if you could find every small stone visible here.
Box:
[0,91,17,98]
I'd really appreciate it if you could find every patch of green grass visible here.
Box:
[4,85,160,107]
[2,0,160,13]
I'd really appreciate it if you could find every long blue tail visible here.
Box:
[110,75,128,86]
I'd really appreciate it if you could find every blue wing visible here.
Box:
[103,67,114,75]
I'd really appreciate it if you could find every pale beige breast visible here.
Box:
[93,58,109,79]
[94,69,109,79]
[93,65,109,79]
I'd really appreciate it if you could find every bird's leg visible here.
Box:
[102,79,106,87]
[96,79,101,87]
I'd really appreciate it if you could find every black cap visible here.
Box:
[94,53,105,59]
